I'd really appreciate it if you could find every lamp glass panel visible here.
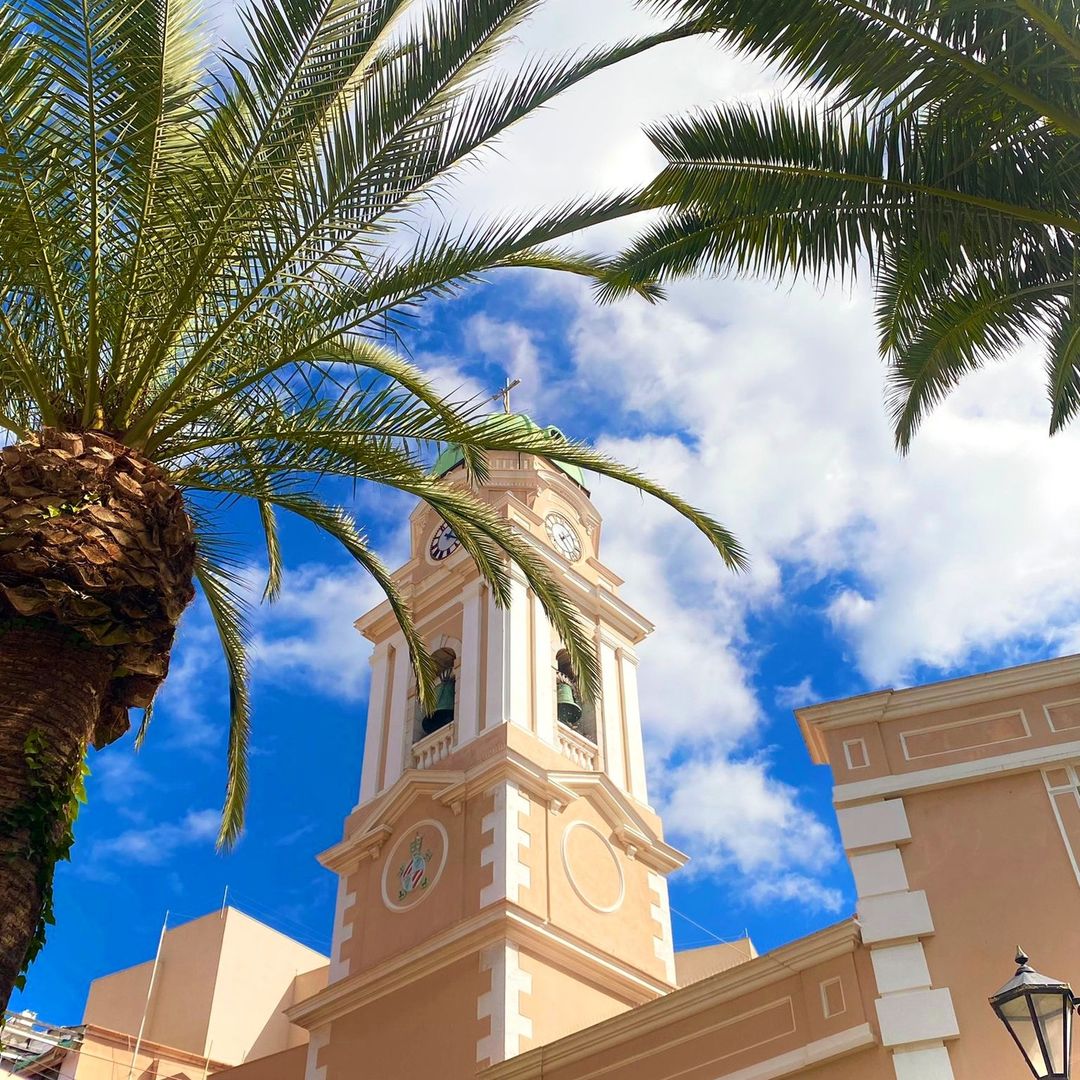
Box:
[1031,991,1070,1076]
[999,995,1050,1077]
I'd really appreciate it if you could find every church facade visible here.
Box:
[21,429,1080,1080]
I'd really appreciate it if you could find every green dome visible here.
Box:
[432,413,586,489]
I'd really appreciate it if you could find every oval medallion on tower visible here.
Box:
[561,820,625,914]
[380,819,449,912]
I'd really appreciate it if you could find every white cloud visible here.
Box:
[249,563,388,700]
[462,269,1080,910]
[187,0,1080,916]
[774,677,819,711]
[659,756,842,913]
[89,809,220,867]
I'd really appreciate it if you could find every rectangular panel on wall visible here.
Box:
[1046,699,1080,733]
[900,710,1030,761]
[1045,765,1080,889]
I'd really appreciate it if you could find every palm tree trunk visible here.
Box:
[0,620,113,1011]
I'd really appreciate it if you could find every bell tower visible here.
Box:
[289,419,686,1080]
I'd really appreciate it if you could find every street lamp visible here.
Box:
[990,949,1078,1079]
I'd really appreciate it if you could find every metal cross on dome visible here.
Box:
[493,377,521,413]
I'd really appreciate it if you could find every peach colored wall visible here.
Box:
[83,914,226,1058]
[340,795,471,974]
[675,939,756,986]
[206,910,327,1065]
[546,800,665,981]
[288,967,329,1043]
[68,1029,227,1080]
[902,769,1079,1079]
[211,1046,305,1080]
[518,950,631,1051]
[819,675,1080,787]
[318,956,486,1080]
[503,951,877,1080]
[83,912,327,1068]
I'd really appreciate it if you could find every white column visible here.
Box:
[382,635,411,789]
[456,579,485,746]
[599,637,627,790]
[358,641,390,803]
[485,587,506,731]
[532,594,555,747]
[507,571,530,731]
[486,570,530,730]
[618,649,648,803]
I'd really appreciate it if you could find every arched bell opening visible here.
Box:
[555,651,597,743]
[416,647,456,739]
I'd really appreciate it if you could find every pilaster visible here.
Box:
[383,635,411,790]
[840,798,959,1079]
[618,649,648,803]
[599,637,627,791]
[457,579,485,745]
[358,641,391,804]
[532,592,555,748]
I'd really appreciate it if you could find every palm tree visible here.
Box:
[0,0,747,1006]
[609,0,1080,450]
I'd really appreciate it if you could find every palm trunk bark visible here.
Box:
[0,620,113,1010]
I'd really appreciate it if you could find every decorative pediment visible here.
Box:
[550,771,688,874]
[319,769,466,874]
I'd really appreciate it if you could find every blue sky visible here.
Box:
[15,0,1080,1026]
[17,271,1080,1023]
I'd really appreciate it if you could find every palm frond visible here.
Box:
[192,542,253,849]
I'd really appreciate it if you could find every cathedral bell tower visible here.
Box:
[288,418,687,1079]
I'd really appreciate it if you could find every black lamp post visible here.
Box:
[990,950,1078,1079]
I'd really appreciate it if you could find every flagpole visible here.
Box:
[127,911,168,1080]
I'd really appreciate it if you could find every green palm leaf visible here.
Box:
[624,0,1080,445]
[0,0,744,880]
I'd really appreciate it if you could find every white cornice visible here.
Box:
[548,772,687,873]
[797,653,1080,763]
[832,736,1080,805]
[320,771,466,873]
[286,904,670,1030]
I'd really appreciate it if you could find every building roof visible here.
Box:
[432,413,587,489]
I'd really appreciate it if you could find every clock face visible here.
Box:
[545,513,582,562]
[429,522,460,561]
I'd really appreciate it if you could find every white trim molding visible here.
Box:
[1043,764,1080,890]
[876,988,959,1047]
[477,942,533,1067]
[859,890,934,945]
[839,793,958,1080]
[303,1027,329,1080]
[890,1045,956,1080]
[481,781,532,908]
[833,737,1080,805]
[328,878,357,982]
[837,799,911,850]
[646,870,676,986]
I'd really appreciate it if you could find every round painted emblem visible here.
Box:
[380,819,449,912]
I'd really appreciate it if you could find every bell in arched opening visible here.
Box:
[555,651,582,729]
[422,648,457,734]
